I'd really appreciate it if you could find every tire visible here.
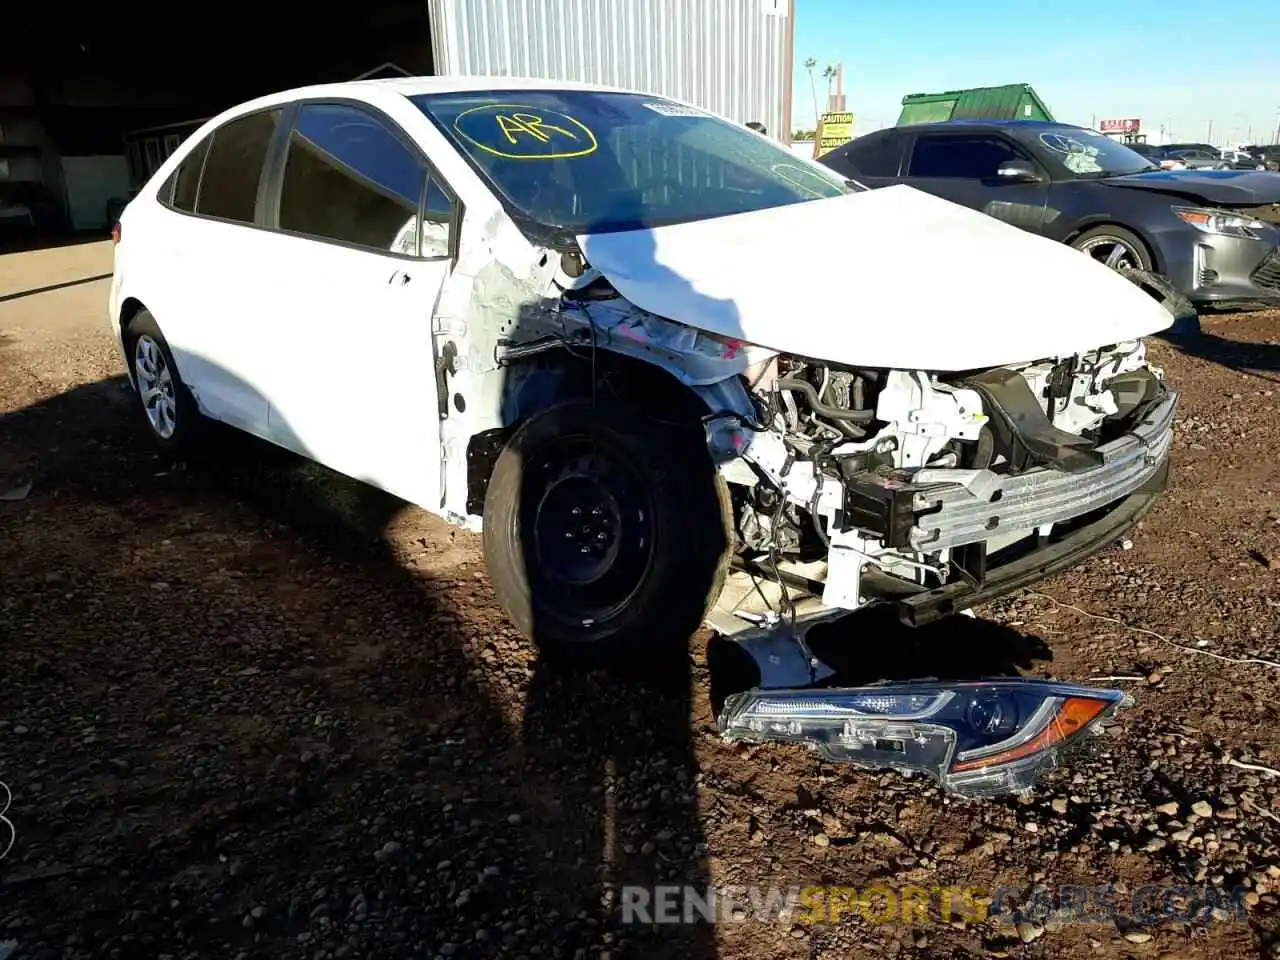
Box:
[1071,225,1154,274]
[123,309,204,457]
[482,400,733,668]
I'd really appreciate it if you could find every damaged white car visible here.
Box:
[109,78,1177,686]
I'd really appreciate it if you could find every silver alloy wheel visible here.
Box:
[1077,235,1143,272]
[133,334,178,439]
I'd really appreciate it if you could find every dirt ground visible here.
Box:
[1,243,1278,960]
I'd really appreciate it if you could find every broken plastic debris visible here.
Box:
[0,481,31,502]
[719,679,1127,797]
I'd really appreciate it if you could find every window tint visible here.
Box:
[837,133,904,177]
[278,103,430,255]
[908,135,1022,179]
[196,110,280,223]
[171,136,210,211]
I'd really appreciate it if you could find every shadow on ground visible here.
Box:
[0,371,1057,959]
[0,374,715,958]
[0,230,109,257]
[1160,323,1280,386]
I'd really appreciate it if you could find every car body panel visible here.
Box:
[1098,169,1280,205]
[819,121,1280,308]
[578,184,1175,371]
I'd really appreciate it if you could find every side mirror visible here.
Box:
[995,159,1045,183]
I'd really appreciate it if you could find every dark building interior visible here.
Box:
[3,2,435,236]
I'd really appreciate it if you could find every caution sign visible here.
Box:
[814,111,855,158]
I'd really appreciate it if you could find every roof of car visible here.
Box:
[890,119,1085,135]
[280,75,633,101]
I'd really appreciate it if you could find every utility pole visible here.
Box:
[1207,119,1213,144]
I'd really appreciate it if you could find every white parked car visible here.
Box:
[109,77,1178,667]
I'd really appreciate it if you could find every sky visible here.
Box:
[790,0,1280,146]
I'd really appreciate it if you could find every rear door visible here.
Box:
[819,130,907,188]
[902,132,1050,233]
[148,108,282,434]
[249,100,455,507]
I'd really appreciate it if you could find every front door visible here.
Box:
[251,101,456,509]
[903,132,1050,234]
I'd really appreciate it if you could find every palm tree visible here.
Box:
[822,64,836,111]
[803,57,819,133]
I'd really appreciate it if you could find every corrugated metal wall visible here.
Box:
[427,0,792,140]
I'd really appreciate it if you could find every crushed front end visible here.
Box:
[703,338,1176,628]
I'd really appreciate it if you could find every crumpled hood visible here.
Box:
[1101,169,1280,205]
[577,185,1175,371]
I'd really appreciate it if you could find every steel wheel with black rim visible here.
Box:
[1071,225,1154,274]
[123,309,204,456]
[483,400,733,667]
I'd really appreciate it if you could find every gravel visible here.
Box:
[1,272,1278,959]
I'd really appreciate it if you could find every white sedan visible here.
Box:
[110,76,1177,666]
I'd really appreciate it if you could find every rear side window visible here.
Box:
[196,109,281,223]
[831,133,904,177]
[278,102,439,256]
[908,135,1023,179]
[170,136,210,212]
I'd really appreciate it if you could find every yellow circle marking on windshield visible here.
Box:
[453,104,598,160]
[769,162,834,199]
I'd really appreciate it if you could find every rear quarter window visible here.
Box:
[195,109,282,224]
[169,137,211,212]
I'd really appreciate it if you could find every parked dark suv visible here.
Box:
[821,120,1280,310]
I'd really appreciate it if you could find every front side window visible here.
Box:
[413,90,848,237]
[907,135,1022,179]
[278,103,435,256]
[196,110,281,223]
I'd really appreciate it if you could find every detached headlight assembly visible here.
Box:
[1173,206,1267,239]
[718,680,1127,797]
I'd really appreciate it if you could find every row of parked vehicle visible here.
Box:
[820,120,1280,311]
[1124,141,1280,172]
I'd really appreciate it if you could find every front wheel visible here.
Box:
[1071,225,1153,274]
[482,401,733,667]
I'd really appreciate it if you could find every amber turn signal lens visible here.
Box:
[949,696,1111,773]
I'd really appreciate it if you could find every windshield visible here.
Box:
[413,90,848,236]
[1033,128,1158,178]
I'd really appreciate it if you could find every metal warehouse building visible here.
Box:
[2,0,793,238]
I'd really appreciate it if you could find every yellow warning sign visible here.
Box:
[814,111,855,158]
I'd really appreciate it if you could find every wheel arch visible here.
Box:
[118,296,147,336]
[464,348,715,516]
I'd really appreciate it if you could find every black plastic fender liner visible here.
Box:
[1122,268,1201,337]
[960,367,1104,474]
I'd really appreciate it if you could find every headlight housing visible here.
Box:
[1173,205,1268,239]
[719,679,1128,796]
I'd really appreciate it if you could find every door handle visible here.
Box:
[387,269,412,287]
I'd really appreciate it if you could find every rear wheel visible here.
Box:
[482,401,733,667]
[123,310,204,457]
[1072,225,1153,274]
